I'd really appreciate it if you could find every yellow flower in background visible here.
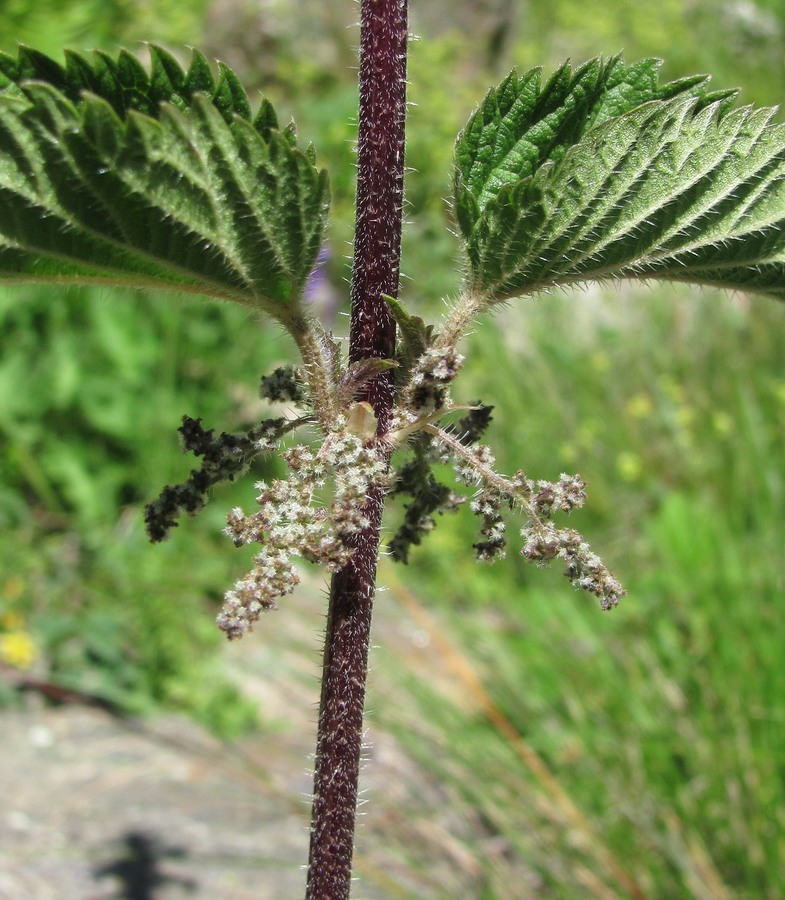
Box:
[712,411,733,436]
[2,579,36,667]
[2,576,24,601]
[626,392,654,420]
[617,451,643,482]
[1,610,24,630]
[0,629,37,669]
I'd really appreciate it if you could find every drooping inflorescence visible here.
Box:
[149,332,625,640]
[217,421,389,638]
[385,336,625,611]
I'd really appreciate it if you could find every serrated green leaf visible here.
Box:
[456,57,785,303]
[148,45,187,105]
[0,46,330,329]
[214,62,252,123]
[183,49,216,97]
[454,56,733,237]
[253,97,279,138]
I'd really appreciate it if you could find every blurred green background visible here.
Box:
[1,0,784,895]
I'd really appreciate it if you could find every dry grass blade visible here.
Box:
[381,562,646,899]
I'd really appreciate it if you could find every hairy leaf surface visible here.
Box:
[0,46,329,328]
[455,57,785,302]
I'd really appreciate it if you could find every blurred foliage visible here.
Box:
[523,0,785,109]
[0,0,210,56]
[0,282,290,734]
[0,285,291,528]
[372,287,785,896]
[0,0,784,892]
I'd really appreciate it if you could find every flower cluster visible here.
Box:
[522,524,625,610]
[470,492,507,561]
[387,432,465,563]
[449,440,509,561]
[420,422,624,610]
[144,414,298,542]
[216,425,388,639]
[259,365,306,403]
[405,346,465,414]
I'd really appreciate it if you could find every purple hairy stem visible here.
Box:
[306,0,408,897]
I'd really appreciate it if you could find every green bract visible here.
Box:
[0,46,329,332]
[455,56,785,303]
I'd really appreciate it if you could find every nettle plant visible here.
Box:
[2,0,785,894]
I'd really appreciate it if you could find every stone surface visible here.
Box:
[0,705,312,899]
[0,576,505,899]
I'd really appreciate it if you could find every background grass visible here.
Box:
[1,0,784,895]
